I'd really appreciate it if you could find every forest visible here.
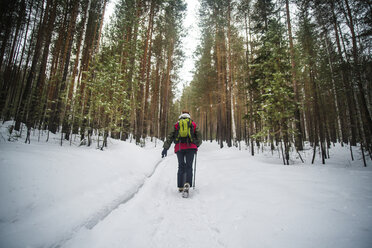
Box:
[0,0,371,165]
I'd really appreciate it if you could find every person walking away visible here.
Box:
[161,111,202,194]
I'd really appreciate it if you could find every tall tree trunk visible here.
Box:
[215,26,223,148]
[143,1,155,137]
[150,51,161,138]
[162,38,174,139]
[285,0,303,150]
[310,68,325,164]
[226,1,232,147]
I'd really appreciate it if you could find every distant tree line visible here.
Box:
[180,0,371,165]
[0,0,186,147]
[1,0,371,165]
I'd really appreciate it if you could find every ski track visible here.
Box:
[52,158,165,248]
[84,158,165,230]
[62,154,228,248]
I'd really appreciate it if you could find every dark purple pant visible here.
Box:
[176,149,196,188]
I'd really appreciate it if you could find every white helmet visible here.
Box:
[178,113,191,119]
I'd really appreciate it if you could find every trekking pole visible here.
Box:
[193,151,197,189]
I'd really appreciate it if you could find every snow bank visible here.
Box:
[0,122,163,247]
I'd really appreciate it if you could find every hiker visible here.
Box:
[161,110,202,192]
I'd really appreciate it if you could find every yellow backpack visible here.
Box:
[176,118,193,142]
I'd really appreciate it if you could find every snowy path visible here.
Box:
[64,153,228,248]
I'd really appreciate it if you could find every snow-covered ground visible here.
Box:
[0,122,371,248]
